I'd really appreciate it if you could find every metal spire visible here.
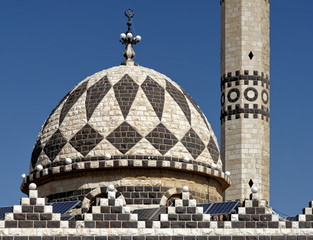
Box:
[120,9,141,65]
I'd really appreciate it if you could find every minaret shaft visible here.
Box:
[220,0,270,202]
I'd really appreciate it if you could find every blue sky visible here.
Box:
[0,1,312,217]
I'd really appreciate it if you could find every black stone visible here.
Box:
[141,76,165,120]
[181,128,205,160]
[166,80,191,124]
[31,138,42,169]
[145,123,178,155]
[69,124,103,156]
[85,76,111,120]
[106,122,142,154]
[43,129,67,161]
[59,81,88,125]
[207,136,219,164]
[114,74,139,119]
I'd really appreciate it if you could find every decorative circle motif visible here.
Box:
[244,87,258,102]
[221,92,225,106]
[262,89,269,104]
[227,89,240,103]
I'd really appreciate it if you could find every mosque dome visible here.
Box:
[30,63,221,171]
[21,11,229,205]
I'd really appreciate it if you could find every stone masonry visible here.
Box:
[221,0,270,202]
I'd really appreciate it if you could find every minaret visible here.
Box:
[220,0,270,202]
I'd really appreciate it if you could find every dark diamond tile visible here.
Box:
[181,88,210,131]
[181,128,205,159]
[43,129,67,161]
[31,138,43,168]
[85,76,111,120]
[145,123,178,155]
[207,136,219,164]
[106,122,142,154]
[59,81,88,125]
[141,76,165,120]
[113,74,139,119]
[69,124,104,156]
[43,92,70,130]
[166,80,191,124]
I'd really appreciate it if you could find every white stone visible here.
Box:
[130,214,138,221]
[231,214,238,221]
[36,198,45,206]
[152,221,160,228]
[272,215,279,221]
[203,214,211,221]
[115,199,124,206]
[168,207,175,214]
[13,205,22,213]
[196,207,203,214]
[137,221,145,228]
[160,214,168,221]
[175,200,183,207]
[122,207,131,214]
[52,213,61,220]
[238,207,246,214]
[100,199,109,206]
[298,214,305,221]
[292,221,299,228]
[44,205,53,213]
[5,213,14,221]
[21,198,30,205]
[244,200,252,207]
[279,221,286,228]
[224,221,232,228]
[304,208,312,214]
[182,192,190,200]
[0,221,4,228]
[92,206,101,213]
[210,221,217,228]
[108,191,115,199]
[84,214,93,221]
[60,221,69,228]
[189,200,197,207]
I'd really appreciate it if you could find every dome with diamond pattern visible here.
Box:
[30,64,221,171]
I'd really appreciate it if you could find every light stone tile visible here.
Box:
[13,205,22,213]
[84,214,93,221]
[130,214,138,221]
[29,190,38,198]
[21,198,30,205]
[160,214,168,221]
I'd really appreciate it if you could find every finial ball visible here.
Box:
[183,156,190,163]
[29,183,37,190]
[108,185,115,191]
[211,163,217,169]
[21,174,27,179]
[36,165,43,171]
[120,33,126,39]
[105,153,111,160]
[225,171,231,176]
[65,158,72,164]
[182,186,189,192]
[127,33,133,39]
[251,186,258,193]
[135,35,141,42]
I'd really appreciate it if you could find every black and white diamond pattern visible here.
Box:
[31,66,221,170]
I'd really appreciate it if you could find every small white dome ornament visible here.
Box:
[183,156,190,163]
[65,158,72,164]
[211,163,217,169]
[105,153,111,160]
[29,183,37,190]
[120,33,126,39]
[36,165,43,171]
[225,171,231,176]
[126,32,133,39]
[21,174,27,179]
[135,35,141,42]
[251,186,258,193]
[107,185,115,191]
[182,186,189,192]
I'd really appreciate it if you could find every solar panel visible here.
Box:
[198,201,238,215]
[286,216,297,221]
[198,203,212,213]
[46,201,80,214]
[132,207,166,221]
[0,207,13,220]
